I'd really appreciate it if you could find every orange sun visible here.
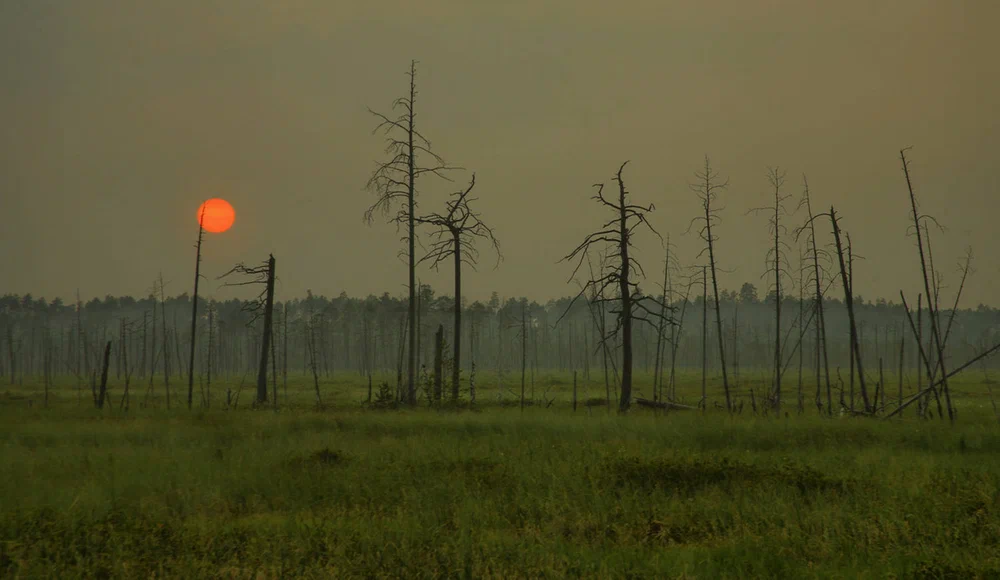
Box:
[197,198,235,233]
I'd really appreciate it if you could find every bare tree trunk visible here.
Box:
[521,300,528,408]
[77,290,84,404]
[97,341,111,409]
[898,332,905,416]
[619,204,634,413]
[452,234,462,402]
[695,157,732,411]
[434,324,444,403]
[207,306,213,408]
[917,294,924,416]
[573,369,578,412]
[6,323,14,386]
[406,66,418,406]
[284,304,290,399]
[148,290,156,400]
[830,207,870,412]
[901,149,953,421]
[308,307,322,406]
[256,255,276,404]
[653,244,670,402]
[701,266,708,411]
[187,220,205,410]
[270,316,278,408]
[160,274,171,409]
[140,311,148,380]
[798,247,805,413]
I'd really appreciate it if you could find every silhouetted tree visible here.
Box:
[795,175,833,415]
[749,166,793,413]
[415,174,501,402]
[560,161,664,412]
[689,156,733,411]
[365,60,459,406]
[187,204,207,410]
[219,254,277,405]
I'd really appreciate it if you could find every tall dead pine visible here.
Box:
[365,60,459,406]
[218,254,277,405]
[899,148,954,421]
[750,166,793,413]
[415,174,501,404]
[829,207,870,412]
[560,161,665,412]
[689,156,732,411]
[187,205,207,410]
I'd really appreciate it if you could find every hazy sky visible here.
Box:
[2,1,997,307]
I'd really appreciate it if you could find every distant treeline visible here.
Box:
[1,284,999,387]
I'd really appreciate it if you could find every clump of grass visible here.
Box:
[284,447,349,470]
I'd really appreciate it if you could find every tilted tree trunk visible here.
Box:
[830,208,870,412]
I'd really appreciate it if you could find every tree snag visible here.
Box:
[415,174,501,403]
[688,156,732,411]
[365,60,459,405]
[559,161,666,412]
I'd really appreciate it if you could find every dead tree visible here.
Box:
[415,174,501,402]
[559,161,665,412]
[433,323,444,402]
[899,148,954,421]
[749,167,793,413]
[651,237,674,403]
[118,318,139,411]
[96,341,111,409]
[206,303,214,407]
[187,204,207,410]
[581,251,616,409]
[219,254,276,405]
[159,273,171,409]
[668,274,697,402]
[829,208,871,412]
[520,301,527,409]
[365,60,459,406]
[305,296,322,406]
[688,156,732,411]
[794,175,833,416]
[701,266,708,410]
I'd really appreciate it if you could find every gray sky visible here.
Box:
[2,1,997,306]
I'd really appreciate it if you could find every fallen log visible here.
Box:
[635,398,697,411]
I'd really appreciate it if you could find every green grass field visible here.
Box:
[2,372,999,578]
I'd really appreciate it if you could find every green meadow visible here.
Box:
[2,372,999,579]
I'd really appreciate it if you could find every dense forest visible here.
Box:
[3,284,998,394]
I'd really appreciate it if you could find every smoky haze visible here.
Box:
[1,1,996,306]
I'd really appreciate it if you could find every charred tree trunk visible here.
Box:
[701,266,708,410]
[97,341,111,409]
[694,157,732,411]
[521,300,528,408]
[618,185,634,413]
[256,255,276,405]
[187,217,206,410]
[160,274,171,409]
[830,208,870,412]
[452,233,462,402]
[434,324,444,403]
[900,149,954,421]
